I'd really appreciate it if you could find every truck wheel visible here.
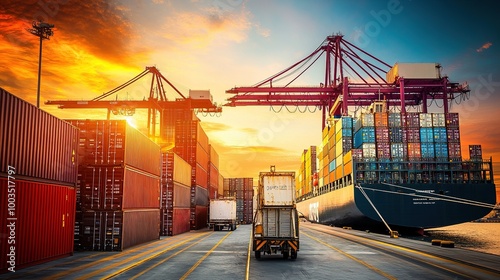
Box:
[283,251,289,259]
[291,250,297,260]
[255,251,261,259]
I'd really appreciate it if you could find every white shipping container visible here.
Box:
[386,63,441,83]
[209,199,237,221]
[419,113,433,127]
[189,89,213,101]
[261,174,295,206]
[432,113,446,127]
[362,143,376,158]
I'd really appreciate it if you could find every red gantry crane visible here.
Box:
[224,34,470,128]
[46,66,222,138]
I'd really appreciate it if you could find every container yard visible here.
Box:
[1,7,498,275]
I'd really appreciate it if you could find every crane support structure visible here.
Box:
[224,34,470,129]
[46,66,221,138]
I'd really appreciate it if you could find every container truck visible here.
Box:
[253,166,299,259]
[209,198,237,231]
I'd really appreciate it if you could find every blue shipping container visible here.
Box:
[354,127,376,148]
[421,143,435,158]
[435,143,448,158]
[329,159,336,173]
[342,117,353,128]
[420,128,434,143]
[433,127,447,142]
[390,127,403,143]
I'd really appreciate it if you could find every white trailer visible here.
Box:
[209,198,237,231]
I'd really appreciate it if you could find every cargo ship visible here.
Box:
[295,100,496,233]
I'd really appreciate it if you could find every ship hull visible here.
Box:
[296,182,496,232]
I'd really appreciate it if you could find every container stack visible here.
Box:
[172,116,210,230]
[70,120,161,251]
[446,113,461,161]
[160,152,191,236]
[208,145,220,200]
[222,178,253,224]
[296,146,317,197]
[1,88,79,272]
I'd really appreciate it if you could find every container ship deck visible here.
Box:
[296,107,496,233]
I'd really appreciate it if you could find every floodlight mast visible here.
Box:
[27,21,54,108]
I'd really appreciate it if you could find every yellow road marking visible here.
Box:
[127,232,213,280]
[246,227,252,280]
[44,235,194,280]
[303,225,498,279]
[302,231,397,280]
[179,231,233,280]
[73,232,207,280]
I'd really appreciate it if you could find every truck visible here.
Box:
[253,166,299,259]
[209,198,237,231]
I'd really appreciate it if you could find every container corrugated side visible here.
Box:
[122,209,160,250]
[124,122,160,176]
[172,208,190,235]
[194,205,208,229]
[174,182,191,208]
[1,88,78,185]
[0,178,75,272]
[122,166,160,209]
[260,173,295,206]
[172,153,191,187]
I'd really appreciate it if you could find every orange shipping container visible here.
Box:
[374,112,388,126]
[329,171,336,183]
[344,161,353,175]
[336,166,343,179]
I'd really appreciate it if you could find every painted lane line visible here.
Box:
[302,231,397,280]
[180,231,233,280]
[246,227,252,280]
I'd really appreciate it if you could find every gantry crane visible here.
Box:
[46,66,221,138]
[224,34,470,129]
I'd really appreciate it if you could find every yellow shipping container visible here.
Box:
[335,128,342,143]
[343,150,352,164]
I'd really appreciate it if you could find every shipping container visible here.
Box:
[421,143,435,159]
[447,128,460,142]
[1,88,78,185]
[351,149,363,160]
[448,143,462,158]
[209,199,237,231]
[377,143,391,159]
[390,143,406,159]
[362,143,377,158]
[408,143,422,158]
[388,113,402,127]
[194,205,208,229]
[260,173,295,206]
[354,127,376,148]
[389,127,403,143]
[419,113,433,127]
[433,127,447,143]
[78,209,159,251]
[445,113,459,127]
[432,113,446,127]
[403,113,420,127]
[1,178,75,272]
[374,112,388,126]
[375,127,390,142]
[386,63,440,83]
[434,143,448,159]
[420,128,434,143]
[469,145,482,159]
[354,113,374,132]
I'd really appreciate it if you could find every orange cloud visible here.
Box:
[476,42,492,52]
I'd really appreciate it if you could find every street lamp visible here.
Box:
[27,21,54,108]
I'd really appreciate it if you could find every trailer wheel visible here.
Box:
[282,251,289,259]
[255,250,261,259]
[291,250,297,260]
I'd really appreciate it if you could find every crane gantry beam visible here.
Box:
[46,66,221,139]
[224,34,470,129]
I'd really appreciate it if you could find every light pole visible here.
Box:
[27,21,54,108]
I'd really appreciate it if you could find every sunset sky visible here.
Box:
[1,0,499,191]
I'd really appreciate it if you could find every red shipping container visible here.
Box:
[78,209,159,251]
[377,143,391,159]
[172,208,190,235]
[1,88,78,185]
[403,113,420,127]
[1,178,75,273]
[375,127,390,142]
[193,205,208,230]
[447,127,460,142]
[445,113,459,127]
[195,163,208,189]
[404,128,420,143]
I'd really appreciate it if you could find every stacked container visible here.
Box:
[222,178,253,224]
[446,113,461,161]
[1,88,78,272]
[173,116,210,230]
[297,146,317,197]
[69,120,161,251]
[160,152,191,236]
[208,145,220,200]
